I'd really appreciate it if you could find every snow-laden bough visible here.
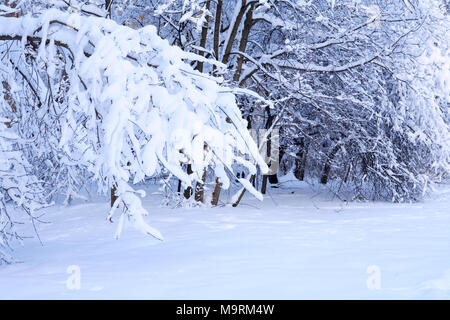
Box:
[0,9,269,242]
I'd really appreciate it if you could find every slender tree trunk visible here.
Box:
[194,170,207,203]
[232,175,255,207]
[213,0,222,61]
[184,164,194,199]
[233,3,254,82]
[105,0,112,17]
[110,185,118,208]
[294,139,308,181]
[344,164,352,183]
[321,144,341,185]
[261,175,268,194]
[268,174,279,184]
[211,178,222,206]
[222,0,248,64]
[193,144,208,202]
[196,0,211,72]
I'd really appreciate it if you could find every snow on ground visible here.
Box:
[1,174,449,299]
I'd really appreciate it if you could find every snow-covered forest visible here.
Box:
[0,0,449,299]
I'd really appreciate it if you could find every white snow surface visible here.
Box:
[1,174,449,299]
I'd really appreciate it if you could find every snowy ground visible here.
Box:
[1,174,449,299]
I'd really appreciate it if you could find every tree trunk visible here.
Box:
[268,174,279,184]
[196,0,211,72]
[213,0,222,61]
[211,178,222,206]
[110,185,118,208]
[261,175,268,194]
[232,175,255,207]
[321,144,341,185]
[105,0,112,17]
[184,164,194,199]
[294,139,308,181]
[194,170,207,203]
[222,0,248,64]
[233,2,254,82]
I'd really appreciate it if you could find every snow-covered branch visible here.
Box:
[0,8,268,244]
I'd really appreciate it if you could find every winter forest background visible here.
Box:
[0,0,449,298]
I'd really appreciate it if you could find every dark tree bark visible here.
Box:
[233,3,254,82]
[194,170,207,203]
[232,175,255,207]
[110,185,118,208]
[268,174,279,184]
[105,0,112,17]
[222,0,248,64]
[294,138,308,181]
[213,0,222,61]
[184,164,194,199]
[196,0,211,72]
[321,144,341,185]
[211,178,222,206]
[261,175,268,194]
